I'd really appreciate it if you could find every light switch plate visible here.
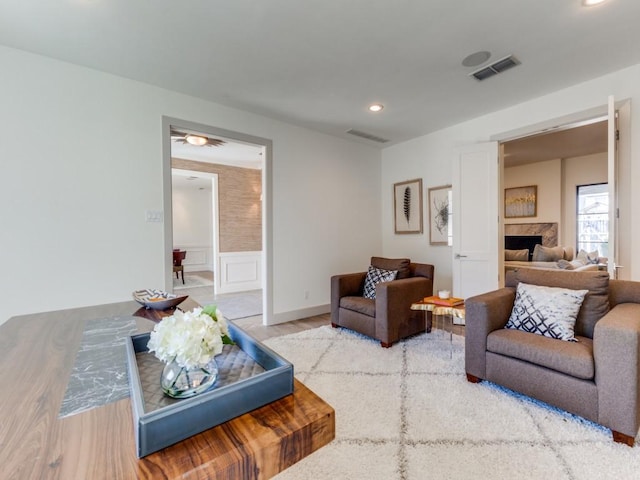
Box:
[145,210,163,222]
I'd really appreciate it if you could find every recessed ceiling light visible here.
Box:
[368,104,384,112]
[462,51,491,67]
[582,0,607,6]
[185,134,208,146]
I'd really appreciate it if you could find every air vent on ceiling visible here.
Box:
[470,55,520,81]
[346,129,390,143]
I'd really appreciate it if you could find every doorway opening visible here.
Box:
[162,117,273,324]
[495,98,630,282]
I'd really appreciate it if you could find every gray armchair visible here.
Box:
[331,257,434,347]
[465,268,640,446]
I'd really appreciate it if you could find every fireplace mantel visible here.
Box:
[504,223,558,247]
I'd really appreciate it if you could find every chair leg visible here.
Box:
[612,430,635,447]
[181,270,184,284]
[466,373,481,383]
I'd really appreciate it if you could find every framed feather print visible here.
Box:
[394,179,423,234]
[428,184,452,245]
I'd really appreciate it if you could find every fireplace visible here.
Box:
[505,235,543,261]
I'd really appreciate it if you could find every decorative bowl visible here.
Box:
[132,289,188,310]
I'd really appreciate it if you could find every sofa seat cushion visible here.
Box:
[487,329,594,380]
[340,296,375,317]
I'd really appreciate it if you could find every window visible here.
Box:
[576,183,608,257]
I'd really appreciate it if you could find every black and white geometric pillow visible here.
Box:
[363,266,398,300]
[505,282,588,342]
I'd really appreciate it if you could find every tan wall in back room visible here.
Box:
[172,158,262,253]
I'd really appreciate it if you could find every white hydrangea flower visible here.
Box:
[147,305,231,369]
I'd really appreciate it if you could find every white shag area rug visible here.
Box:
[263,326,640,480]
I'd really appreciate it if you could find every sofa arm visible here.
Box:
[375,277,431,344]
[594,303,640,438]
[331,272,366,323]
[465,288,516,380]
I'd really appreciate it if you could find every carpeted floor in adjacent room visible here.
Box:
[263,326,640,480]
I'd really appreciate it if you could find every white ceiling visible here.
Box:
[1,1,638,147]
[172,169,214,191]
[503,119,608,167]
[171,132,264,169]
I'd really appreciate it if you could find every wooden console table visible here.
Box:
[0,301,334,479]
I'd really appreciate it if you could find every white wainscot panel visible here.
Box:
[175,245,213,272]
[218,251,262,294]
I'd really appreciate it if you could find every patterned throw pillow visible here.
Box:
[505,282,588,342]
[576,249,599,265]
[363,266,398,300]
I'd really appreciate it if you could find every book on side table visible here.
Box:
[423,295,465,307]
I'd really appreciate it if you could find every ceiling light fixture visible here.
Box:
[185,134,208,146]
[368,104,384,112]
[582,0,607,6]
[462,51,491,67]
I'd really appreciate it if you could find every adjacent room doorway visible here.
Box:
[162,117,274,324]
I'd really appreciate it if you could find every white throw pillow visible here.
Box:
[576,249,599,265]
[363,266,398,299]
[505,282,588,342]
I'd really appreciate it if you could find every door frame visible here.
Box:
[489,99,631,281]
[161,116,274,323]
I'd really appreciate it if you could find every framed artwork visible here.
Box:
[394,179,423,234]
[428,185,451,245]
[505,185,537,218]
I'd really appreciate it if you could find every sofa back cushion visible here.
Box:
[505,249,529,261]
[532,244,565,262]
[505,269,610,338]
[371,257,411,279]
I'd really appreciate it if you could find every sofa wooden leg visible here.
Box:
[380,342,392,348]
[612,430,635,447]
[466,373,481,383]
[331,322,338,328]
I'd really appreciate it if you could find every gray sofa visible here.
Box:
[465,268,640,446]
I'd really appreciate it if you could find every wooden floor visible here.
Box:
[185,272,466,341]
[233,312,465,342]
[233,313,330,342]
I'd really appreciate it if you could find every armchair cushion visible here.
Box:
[340,296,375,317]
[505,283,588,342]
[505,269,610,338]
[363,266,398,299]
[371,256,411,279]
[488,329,594,379]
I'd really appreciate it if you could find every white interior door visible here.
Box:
[607,95,619,278]
[452,142,499,299]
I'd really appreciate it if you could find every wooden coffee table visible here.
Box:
[0,300,334,479]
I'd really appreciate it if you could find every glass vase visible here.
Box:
[160,358,219,399]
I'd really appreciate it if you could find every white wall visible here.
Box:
[172,184,213,271]
[0,45,381,325]
[504,158,562,232]
[382,63,640,290]
[503,154,607,250]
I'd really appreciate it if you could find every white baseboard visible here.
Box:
[269,303,330,326]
